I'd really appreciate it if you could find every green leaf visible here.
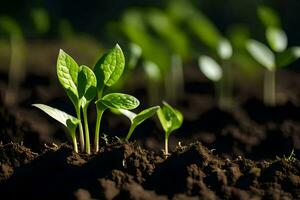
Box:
[257,6,281,28]
[198,56,223,82]
[94,44,125,89]
[32,104,80,133]
[157,102,183,136]
[217,38,232,60]
[120,106,159,126]
[132,106,159,127]
[57,49,79,96]
[97,93,139,110]
[246,39,275,71]
[266,27,287,52]
[77,65,97,107]
[143,61,161,81]
[277,47,300,67]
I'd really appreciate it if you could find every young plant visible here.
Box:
[93,44,140,152]
[57,50,97,154]
[198,54,234,110]
[157,102,183,156]
[32,104,80,153]
[246,29,300,106]
[118,106,160,141]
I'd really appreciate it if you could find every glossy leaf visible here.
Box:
[77,65,97,107]
[246,39,275,71]
[120,106,159,126]
[277,47,300,67]
[157,102,183,136]
[94,44,125,89]
[57,49,79,96]
[217,38,232,59]
[198,56,222,82]
[97,93,139,110]
[32,104,80,132]
[266,27,287,52]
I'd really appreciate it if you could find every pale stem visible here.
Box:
[94,109,104,153]
[264,70,276,106]
[164,132,169,157]
[72,135,78,153]
[125,125,135,141]
[82,106,91,154]
[76,107,85,152]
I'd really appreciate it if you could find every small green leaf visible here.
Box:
[217,38,232,59]
[157,102,183,136]
[94,44,125,89]
[266,27,287,52]
[143,61,161,81]
[97,93,139,110]
[277,47,300,67]
[32,104,80,130]
[257,6,280,28]
[120,106,159,126]
[198,56,222,82]
[57,49,79,96]
[132,106,159,127]
[246,39,275,71]
[77,65,97,107]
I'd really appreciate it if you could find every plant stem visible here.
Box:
[76,107,85,151]
[263,70,276,106]
[164,133,169,157]
[72,135,78,153]
[94,109,104,153]
[125,125,135,141]
[82,106,91,154]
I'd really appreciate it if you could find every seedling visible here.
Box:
[93,45,140,152]
[0,16,26,106]
[34,44,143,154]
[157,102,183,156]
[32,104,80,153]
[56,50,97,154]
[246,30,300,106]
[198,39,232,109]
[119,106,160,141]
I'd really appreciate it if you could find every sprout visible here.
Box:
[93,44,142,152]
[33,44,144,154]
[246,32,300,106]
[119,106,160,141]
[157,102,183,156]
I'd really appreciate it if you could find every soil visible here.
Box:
[1,68,300,199]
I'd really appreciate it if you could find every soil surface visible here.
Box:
[1,68,300,199]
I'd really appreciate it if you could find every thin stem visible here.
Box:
[76,107,85,152]
[82,106,91,154]
[72,135,78,153]
[264,70,276,106]
[164,132,169,157]
[94,109,104,153]
[125,125,136,141]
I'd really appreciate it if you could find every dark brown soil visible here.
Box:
[0,141,300,199]
[1,68,300,199]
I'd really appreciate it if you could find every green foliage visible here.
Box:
[157,102,183,156]
[94,44,125,89]
[217,38,233,60]
[257,6,280,28]
[246,39,275,71]
[119,106,160,141]
[277,47,300,67]
[98,93,139,110]
[266,27,287,53]
[198,56,222,82]
[157,102,183,136]
[32,104,80,152]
